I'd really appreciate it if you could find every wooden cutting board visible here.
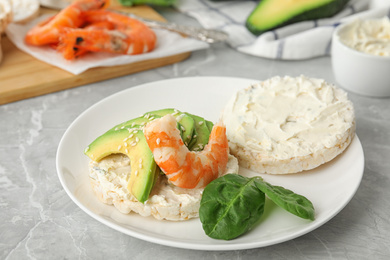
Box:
[0,4,191,105]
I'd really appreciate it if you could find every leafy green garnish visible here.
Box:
[199,174,265,240]
[199,174,315,240]
[254,178,315,221]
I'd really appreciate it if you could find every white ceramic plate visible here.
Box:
[56,77,364,251]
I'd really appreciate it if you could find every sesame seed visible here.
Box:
[131,142,137,147]
[125,148,128,153]
[149,117,155,120]
[133,130,138,134]
[118,145,122,150]
[127,128,132,133]
[131,122,136,127]
[180,126,186,131]
[123,137,128,142]
[115,127,119,131]
[156,138,160,145]
[135,137,139,142]
[193,135,197,138]
[124,142,128,147]
[199,121,204,125]
[84,147,90,153]
[139,163,143,169]
[134,170,138,176]
[120,126,125,129]
[129,134,134,138]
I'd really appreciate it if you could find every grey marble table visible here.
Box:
[1,8,389,260]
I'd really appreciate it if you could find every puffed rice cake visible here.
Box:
[221,75,355,174]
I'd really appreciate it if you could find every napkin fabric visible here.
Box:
[176,0,390,60]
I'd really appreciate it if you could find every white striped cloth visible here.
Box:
[176,0,390,60]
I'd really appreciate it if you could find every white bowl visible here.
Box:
[331,21,390,97]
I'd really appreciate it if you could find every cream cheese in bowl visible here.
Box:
[11,0,40,24]
[332,17,390,97]
[339,17,390,57]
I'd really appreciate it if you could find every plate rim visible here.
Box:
[56,76,365,251]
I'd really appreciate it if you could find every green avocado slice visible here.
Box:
[108,115,162,132]
[145,108,195,146]
[185,113,212,151]
[85,128,157,203]
[205,120,214,134]
[246,0,349,35]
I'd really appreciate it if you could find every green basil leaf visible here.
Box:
[199,174,265,240]
[254,179,315,220]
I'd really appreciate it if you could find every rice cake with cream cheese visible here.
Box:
[221,75,355,174]
[89,153,239,221]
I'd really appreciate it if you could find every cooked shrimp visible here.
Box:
[59,20,116,59]
[25,0,108,46]
[58,10,156,60]
[144,115,229,189]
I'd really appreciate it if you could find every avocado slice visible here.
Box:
[85,128,157,203]
[145,108,195,147]
[246,0,349,35]
[108,114,162,132]
[185,113,212,151]
[107,111,188,143]
[205,120,214,133]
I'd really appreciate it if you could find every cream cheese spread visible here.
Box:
[340,17,390,57]
[221,75,355,174]
[89,153,239,221]
[11,0,39,23]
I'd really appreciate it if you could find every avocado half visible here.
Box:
[246,0,349,35]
